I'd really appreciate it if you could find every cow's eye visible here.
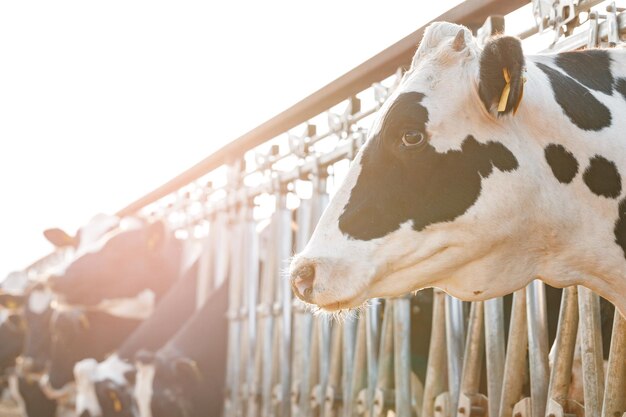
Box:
[401,130,426,148]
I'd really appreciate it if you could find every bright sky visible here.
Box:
[0,0,493,277]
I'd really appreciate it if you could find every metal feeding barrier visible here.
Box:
[21,0,626,416]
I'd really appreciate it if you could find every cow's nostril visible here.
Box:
[291,263,316,302]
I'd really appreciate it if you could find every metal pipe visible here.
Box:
[484,297,505,417]
[526,280,550,417]
[499,289,527,417]
[601,311,626,417]
[393,297,412,417]
[445,295,465,413]
[342,317,358,417]
[459,302,484,396]
[277,191,294,417]
[325,323,344,417]
[244,207,260,417]
[545,286,578,416]
[422,289,448,417]
[365,299,381,415]
[350,317,368,417]
[373,301,394,417]
[577,285,605,416]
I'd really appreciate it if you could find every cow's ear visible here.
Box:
[43,228,77,248]
[145,221,165,251]
[174,358,203,385]
[478,36,526,116]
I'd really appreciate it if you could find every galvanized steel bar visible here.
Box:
[445,295,465,413]
[499,289,527,417]
[393,297,412,417]
[350,317,368,417]
[577,285,606,416]
[292,198,313,417]
[316,316,332,417]
[602,311,626,417]
[525,280,550,417]
[244,205,260,417]
[374,301,395,417]
[545,286,578,416]
[277,190,294,417]
[365,299,381,415]
[422,289,448,417]
[342,317,358,417]
[325,323,344,417]
[459,302,484,395]
[484,297,505,417]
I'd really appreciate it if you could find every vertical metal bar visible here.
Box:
[325,322,344,417]
[526,280,550,417]
[484,298,505,417]
[245,205,260,417]
[292,199,313,417]
[374,301,394,417]
[601,311,626,417]
[499,289,527,417]
[459,302,484,396]
[277,190,294,417]
[365,299,381,415]
[261,210,278,417]
[342,317,358,417]
[445,295,465,412]
[422,289,447,417]
[317,316,332,417]
[577,285,605,416]
[545,287,578,417]
[350,317,368,417]
[226,205,245,417]
[393,297,412,417]
[307,318,321,417]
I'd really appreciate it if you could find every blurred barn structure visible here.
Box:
[6,0,626,416]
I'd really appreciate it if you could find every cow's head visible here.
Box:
[49,219,175,305]
[134,350,204,417]
[291,22,626,313]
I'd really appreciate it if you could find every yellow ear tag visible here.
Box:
[498,67,512,113]
[79,314,90,330]
[109,391,122,412]
[6,300,16,309]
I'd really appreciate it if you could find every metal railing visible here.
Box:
[22,1,626,417]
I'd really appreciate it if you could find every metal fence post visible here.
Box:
[545,286,578,417]
[602,311,626,417]
[499,289,527,417]
[422,289,448,417]
[526,280,550,417]
[445,295,465,413]
[577,285,606,416]
[484,298,505,417]
[393,296,412,417]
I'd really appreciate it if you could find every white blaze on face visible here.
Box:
[134,362,155,417]
[28,289,53,314]
[75,359,103,417]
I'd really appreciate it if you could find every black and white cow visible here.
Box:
[0,309,25,375]
[49,218,183,305]
[290,22,626,317]
[134,281,229,417]
[74,261,201,417]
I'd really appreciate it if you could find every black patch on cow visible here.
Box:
[555,50,613,94]
[479,36,525,115]
[338,92,518,240]
[614,198,626,259]
[583,156,622,198]
[544,144,578,184]
[616,78,626,102]
[536,62,612,131]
